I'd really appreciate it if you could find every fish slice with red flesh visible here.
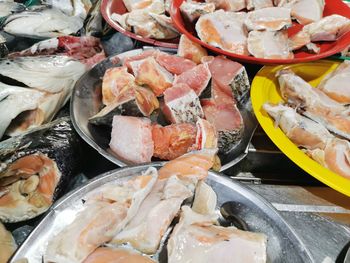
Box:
[109,116,154,164]
[152,123,197,160]
[155,51,196,75]
[177,34,208,64]
[173,63,211,96]
[130,56,174,96]
[163,83,204,124]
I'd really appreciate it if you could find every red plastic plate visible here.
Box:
[101,0,179,48]
[170,0,350,64]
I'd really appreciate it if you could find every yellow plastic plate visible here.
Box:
[251,60,350,197]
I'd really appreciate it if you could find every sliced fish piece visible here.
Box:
[248,30,293,59]
[155,51,196,75]
[45,170,157,263]
[288,30,311,51]
[158,148,217,180]
[134,86,159,116]
[263,103,333,150]
[192,180,217,215]
[148,13,179,34]
[180,0,215,23]
[131,56,174,96]
[109,116,154,164]
[318,61,350,104]
[0,221,17,263]
[302,14,350,42]
[194,118,218,150]
[0,56,86,95]
[163,83,204,124]
[246,0,273,10]
[173,63,211,96]
[112,175,193,254]
[245,7,292,31]
[152,123,197,160]
[83,247,155,263]
[123,0,164,12]
[167,206,267,263]
[205,0,245,11]
[177,34,208,64]
[123,49,157,72]
[277,69,350,139]
[196,10,248,55]
[289,0,324,25]
[3,7,84,38]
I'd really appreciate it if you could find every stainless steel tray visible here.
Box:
[11,165,314,263]
[70,47,257,171]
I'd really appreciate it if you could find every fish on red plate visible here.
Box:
[177,34,208,64]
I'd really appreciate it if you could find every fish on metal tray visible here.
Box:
[0,117,82,223]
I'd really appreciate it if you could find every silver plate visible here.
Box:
[11,165,314,263]
[70,47,257,171]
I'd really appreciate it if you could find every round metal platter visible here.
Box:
[10,165,314,263]
[70,47,257,171]
[170,0,350,65]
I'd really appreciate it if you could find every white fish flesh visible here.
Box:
[0,222,17,263]
[112,175,194,254]
[205,0,245,11]
[180,0,215,23]
[0,56,86,95]
[123,0,164,12]
[192,180,217,215]
[41,0,92,19]
[196,10,249,55]
[248,30,293,59]
[246,0,273,10]
[318,61,350,104]
[44,169,158,263]
[177,34,208,64]
[148,13,179,34]
[167,206,267,263]
[245,7,292,31]
[194,118,218,150]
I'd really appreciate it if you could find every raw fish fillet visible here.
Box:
[148,13,179,34]
[167,206,267,263]
[0,222,16,263]
[177,34,208,64]
[123,49,157,72]
[192,180,217,215]
[134,86,160,116]
[302,14,350,42]
[45,170,157,263]
[109,116,154,164]
[155,51,196,75]
[205,0,245,11]
[152,123,197,160]
[173,63,211,96]
[194,118,218,151]
[158,149,217,180]
[289,0,324,25]
[288,30,311,51]
[83,247,155,263]
[112,175,194,254]
[102,66,136,106]
[131,56,174,96]
[248,30,293,59]
[245,7,292,31]
[180,1,215,22]
[123,0,164,12]
[246,0,273,10]
[318,61,350,104]
[196,10,249,55]
[163,83,204,124]
[277,69,350,140]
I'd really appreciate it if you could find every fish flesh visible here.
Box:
[148,13,179,34]
[0,1,25,18]
[245,7,292,31]
[44,169,158,263]
[318,61,350,104]
[112,175,194,254]
[0,222,17,263]
[152,123,197,160]
[109,116,154,164]
[155,51,196,75]
[180,0,215,23]
[167,206,267,263]
[246,0,273,10]
[8,36,106,68]
[0,117,82,222]
[3,6,84,38]
[194,118,218,151]
[277,69,350,139]
[122,0,163,12]
[196,10,249,55]
[205,0,245,11]
[192,180,217,215]
[163,83,204,124]
[41,0,92,19]
[302,14,350,42]
[173,63,211,96]
[248,30,294,59]
[123,49,158,72]
[289,0,324,25]
[83,247,155,263]
[177,34,208,64]
[131,56,174,96]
